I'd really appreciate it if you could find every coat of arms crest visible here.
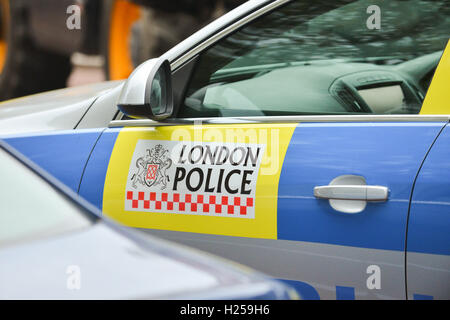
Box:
[131,144,172,190]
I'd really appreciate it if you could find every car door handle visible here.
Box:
[313,185,389,201]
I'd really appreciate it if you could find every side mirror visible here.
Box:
[117,58,173,120]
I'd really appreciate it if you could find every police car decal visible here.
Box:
[125,140,265,219]
[102,124,296,239]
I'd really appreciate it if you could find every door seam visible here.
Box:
[403,120,449,299]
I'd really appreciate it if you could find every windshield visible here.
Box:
[0,147,93,247]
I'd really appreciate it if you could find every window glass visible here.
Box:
[0,149,93,247]
[180,0,449,118]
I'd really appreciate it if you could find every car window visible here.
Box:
[0,148,93,247]
[180,0,449,118]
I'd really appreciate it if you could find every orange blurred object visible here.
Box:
[108,0,141,80]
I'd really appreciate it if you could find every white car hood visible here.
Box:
[0,81,121,136]
[0,223,221,299]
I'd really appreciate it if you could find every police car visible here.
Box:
[0,0,449,299]
[0,140,295,299]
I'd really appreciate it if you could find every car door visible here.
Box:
[79,0,450,299]
[406,123,450,300]
[80,119,445,300]
[405,46,450,300]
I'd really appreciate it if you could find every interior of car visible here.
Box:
[178,0,449,118]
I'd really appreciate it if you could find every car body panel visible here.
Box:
[0,223,217,299]
[3,129,104,192]
[79,129,120,208]
[406,125,450,300]
[0,220,293,300]
[76,82,124,130]
[74,120,447,299]
[277,122,444,251]
[407,125,450,256]
[0,81,120,135]
[143,229,405,300]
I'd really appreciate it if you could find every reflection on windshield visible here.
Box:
[220,0,449,70]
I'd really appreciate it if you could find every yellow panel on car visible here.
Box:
[421,40,450,115]
[102,123,296,239]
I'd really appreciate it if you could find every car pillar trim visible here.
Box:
[108,115,450,128]
[170,0,291,71]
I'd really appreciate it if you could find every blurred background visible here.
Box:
[0,0,245,101]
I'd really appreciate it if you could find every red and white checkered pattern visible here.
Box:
[125,190,254,218]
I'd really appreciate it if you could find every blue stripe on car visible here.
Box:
[78,129,120,210]
[3,129,104,193]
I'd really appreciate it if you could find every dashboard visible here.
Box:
[328,69,422,114]
[183,51,442,117]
